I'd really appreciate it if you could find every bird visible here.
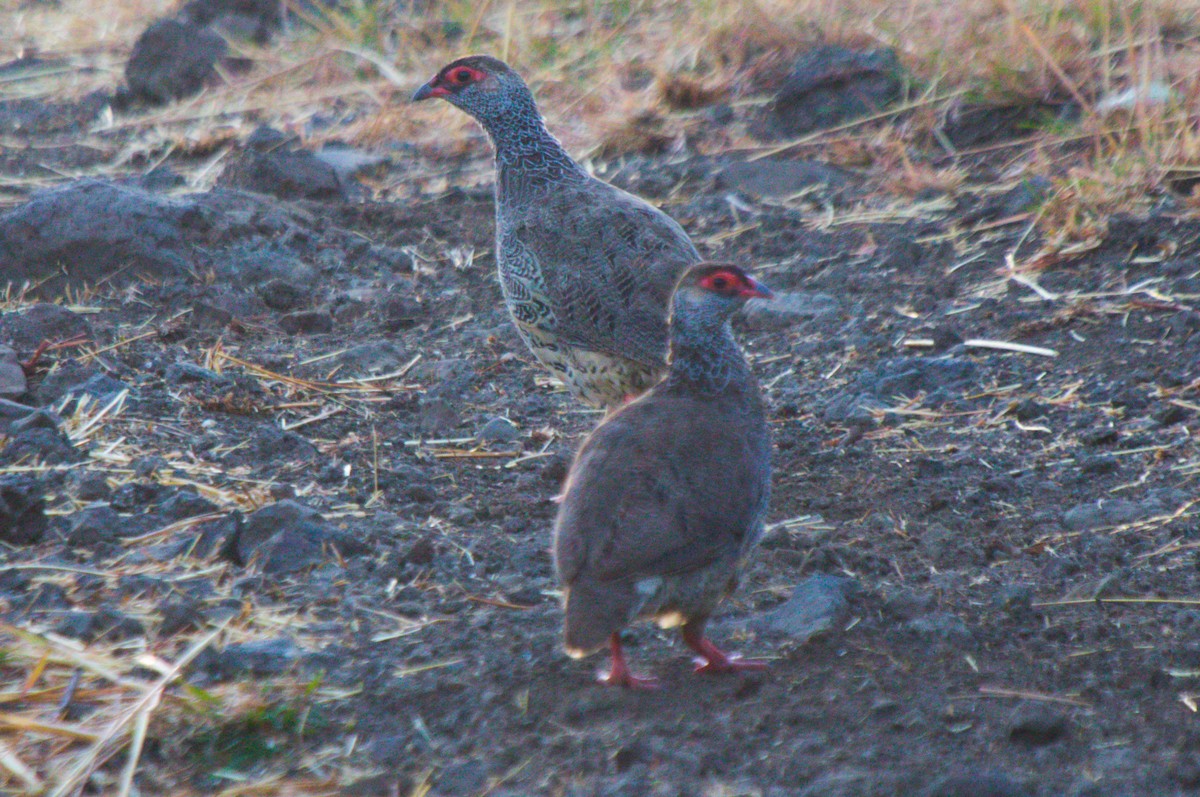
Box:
[412,55,700,409]
[552,262,773,688]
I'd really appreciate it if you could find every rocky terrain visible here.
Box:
[2,2,1200,795]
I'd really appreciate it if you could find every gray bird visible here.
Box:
[553,263,773,688]
[413,55,700,408]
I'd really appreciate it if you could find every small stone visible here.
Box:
[67,471,111,501]
[1078,454,1119,475]
[165,362,230,385]
[752,574,853,639]
[477,416,519,444]
[125,19,227,104]
[279,310,333,335]
[67,503,124,546]
[230,499,324,565]
[215,638,302,678]
[0,345,27,399]
[0,474,47,545]
[1007,706,1068,746]
[419,397,460,436]
[257,278,310,311]
[9,409,62,433]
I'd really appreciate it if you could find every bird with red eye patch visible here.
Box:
[413,55,702,410]
[552,262,774,688]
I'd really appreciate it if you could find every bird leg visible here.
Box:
[682,626,767,674]
[598,633,659,689]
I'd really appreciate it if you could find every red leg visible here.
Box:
[682,626,767,674]
[598,633,659,689]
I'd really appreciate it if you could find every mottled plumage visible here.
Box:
[413,56,700,407]
[553,263,773,688]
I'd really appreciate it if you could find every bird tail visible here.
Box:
[562,579,633,658]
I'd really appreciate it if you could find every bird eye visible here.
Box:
[711,276,729,290]
[454,69,473,84]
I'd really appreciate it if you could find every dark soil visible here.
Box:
[2,75,1200,797]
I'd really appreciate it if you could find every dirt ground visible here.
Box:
[3,16,1200,797]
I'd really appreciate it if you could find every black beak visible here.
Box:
[745,277,774,300]
[411,82,436,102]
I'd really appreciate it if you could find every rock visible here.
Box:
[215,638,302,678]
[279,310,334,335]
[751,574,853,639]
[419,397,461,436]
[158,598,207,636]
[159,490,218,520]
[940,101,1066,148]
[165,362,231,386]
[1007,705,1068,746]
[477,416,520,444]
[1,427,82,465]
[0,475,48,545]
[67,471,111,502]
[0,346,26,398]
[716,159,851,198]
[181,0,283,42]
[0,304,91,351]
[1061,499,1145,531]
[219,140,345,201]
[0,398,36,421]
[65,373,128,403]
[125,19,227,104]
[256,278,311,312]
[67,503,125,546]
[88,606,146,641]
[227,499,343,573]
[741,291,841,330]
[334,341,410,375]
[313,145,389,184]
[9,409,61,434]
[769,46,903,137]
[246,425,317,463]
[926,771,1031,797]
[824,356,979,423]
[0,181,193,293]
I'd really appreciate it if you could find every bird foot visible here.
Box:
[684,630,767,675]
[599,633,658,689]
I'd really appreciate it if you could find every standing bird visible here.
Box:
[553,263,773,688]
[412,56,700,409]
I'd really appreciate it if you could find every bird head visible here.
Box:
[679,263,772,306]
[411,55,529,122]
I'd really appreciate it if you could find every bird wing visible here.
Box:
[553,394,769,587]
[503,179,699,368]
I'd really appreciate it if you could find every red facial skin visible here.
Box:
[418,65,488,99]
[698,269,772,299]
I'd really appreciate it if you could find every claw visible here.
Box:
[683,627,767,675]
[598,633,659,689]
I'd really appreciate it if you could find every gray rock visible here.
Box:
[1,427,81,465]
[742,291,842,330]
[67,503,124,546]
[0,399,36,420]
[477,416,520,444]
[1008,705,1068,746]
[9,409,61,433]
[770,46,903,137]
[824,356,979,423]
[905,612,974,647]
[233,499,323,564]
[1061,499,1145,531]
[216,638,302,678]
[335,341,410,375]
[219,144,345,201]
[165,362,232,386]
[716,159,851,198]
[279,309,333,335]
[419,397,461,436]
[67,471,111,502]
[0,346,26,398]
[752,574,853,639]
[0,304,92,350]
[0,181,194,292]
[434,759,488,796]
[125,19,227,104]
[0,474,47,545]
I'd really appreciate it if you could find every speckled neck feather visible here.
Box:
[664,288,753,395]
[454,74,587,200]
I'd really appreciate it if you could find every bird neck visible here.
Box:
[664,312,753,397]
[473,94,587,194]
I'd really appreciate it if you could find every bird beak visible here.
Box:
[743,277,773,300]
[412,81,448,102]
